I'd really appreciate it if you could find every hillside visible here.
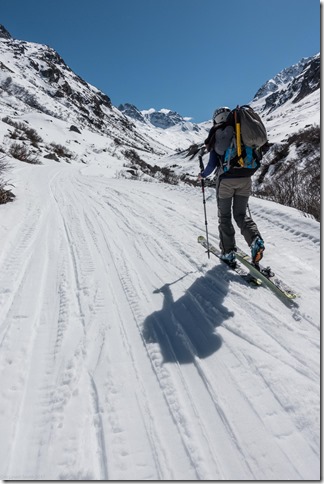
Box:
[0,24,174,162]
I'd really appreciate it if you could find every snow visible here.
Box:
[0,151,320,480]
[0,35,320,480]
[251,89,320,144]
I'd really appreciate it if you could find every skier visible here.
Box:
[198,106,265,265]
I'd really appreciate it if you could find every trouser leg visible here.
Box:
[217,177,262,253]
[233,195,261,246]
[217,197,236,253]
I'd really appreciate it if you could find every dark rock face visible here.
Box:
[0,25,12,39]
[118,104,145,123]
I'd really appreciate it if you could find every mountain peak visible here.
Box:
[119,104,193,130]
[253,54,319,103]
[0,25,12,40]
[252,53,320,119]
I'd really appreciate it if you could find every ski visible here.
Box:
[235,247,298,300]
[198,236,261,286]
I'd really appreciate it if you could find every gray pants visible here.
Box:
[217,177,261,254]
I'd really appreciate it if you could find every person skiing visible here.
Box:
[198,106,265,265]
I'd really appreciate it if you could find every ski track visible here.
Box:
[0,166,320,480]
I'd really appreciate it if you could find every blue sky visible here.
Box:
[0,0,320,122]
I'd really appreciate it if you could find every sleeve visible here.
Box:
[200,150,220,178]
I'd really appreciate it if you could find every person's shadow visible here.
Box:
[142,264,252,364]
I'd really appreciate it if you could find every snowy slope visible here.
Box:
[251,53,320,143]
[0,155,320,480]
[0,26,175,159]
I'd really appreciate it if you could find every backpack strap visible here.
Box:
[234,107,244,167]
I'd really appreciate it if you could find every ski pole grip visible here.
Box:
[198,155,204,172]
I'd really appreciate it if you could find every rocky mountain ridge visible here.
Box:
[118,103,200,132]
[253,53,320,115]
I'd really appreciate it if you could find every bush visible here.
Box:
[25,127,43,146]
[123,149,179,184]
[0,156,15,204]
[255,156,320,221]
[3,117,43,146]
[254,125,320,220]
[9,142,41,164]
[49,142,74,159]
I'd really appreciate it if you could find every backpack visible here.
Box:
[223,105,267,173]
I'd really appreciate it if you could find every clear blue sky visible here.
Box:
[0,0,320,122]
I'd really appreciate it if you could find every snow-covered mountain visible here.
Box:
[118,103,208,151]
[0,24,320,216]
[254,54,320,105]
[254,54,320,103]
[0,23,319,178]
[0,24,208,161]
[0,24,175,160]
[251,53,320,142]
[247,53,320,219]
[119,103,199,131]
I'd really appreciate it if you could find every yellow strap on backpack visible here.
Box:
[234,109,244,167]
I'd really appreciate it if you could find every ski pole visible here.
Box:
[199,152,210,259]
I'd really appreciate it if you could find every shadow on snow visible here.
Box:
[142,264,254,364]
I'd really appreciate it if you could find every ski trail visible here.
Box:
[0,203,44,348]
[74,171,318,479]
[62,172,253,479]
[49,171,197,479]
[0,165,320,480]
[1,196,63,479]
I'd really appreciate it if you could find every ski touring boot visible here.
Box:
[220,250,237,267]
[251,236,265,265]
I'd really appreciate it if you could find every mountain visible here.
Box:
[119,103,198,131]
[0,25,173,160]
[0,25,320,218]
[251,53,320,142]
[248,53,320,220]
[253,54,320,106]
[118,103,208,151]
